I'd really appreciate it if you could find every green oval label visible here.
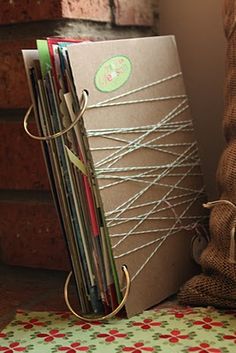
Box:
[95,55,132,93]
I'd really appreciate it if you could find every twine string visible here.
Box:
[84,72,206,283]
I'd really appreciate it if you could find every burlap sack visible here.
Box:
[178,0,236,308]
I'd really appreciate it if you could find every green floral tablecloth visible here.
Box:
[0,306,236,352]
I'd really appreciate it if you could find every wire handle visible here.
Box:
[64,265,131,322]
[23,90,88,141]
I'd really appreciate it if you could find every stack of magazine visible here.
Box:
[23,36,208,318]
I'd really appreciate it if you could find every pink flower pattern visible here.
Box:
[122,342,154,352]
[97,329,127,342]
[193,317,224,330]
[0,307,235,352]
[36,329,66,342]
[17,319,45,330]
[0,342,26,352]
[132,319,162,330]
[167,307,194,318]
[187,342,222,352]
[159,329,189,343]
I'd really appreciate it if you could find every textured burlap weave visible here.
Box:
[178,0,236,308]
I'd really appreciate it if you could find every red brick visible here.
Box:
[0,120,50,190]
[0,40,35,109]
[62,0,111,22]
[0,0,61,24]
[0,0,111,24]
[0,201,70,270]
[114,0,154,26]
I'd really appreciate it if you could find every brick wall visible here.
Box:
[0,0,159,270]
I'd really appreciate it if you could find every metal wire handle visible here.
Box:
[64,265,131,322]
[23,90,88,141]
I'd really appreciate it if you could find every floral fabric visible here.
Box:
[0,307,235,353]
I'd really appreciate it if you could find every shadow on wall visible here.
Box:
[159,0,226,200]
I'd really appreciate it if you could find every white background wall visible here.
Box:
[159,0,226,200]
